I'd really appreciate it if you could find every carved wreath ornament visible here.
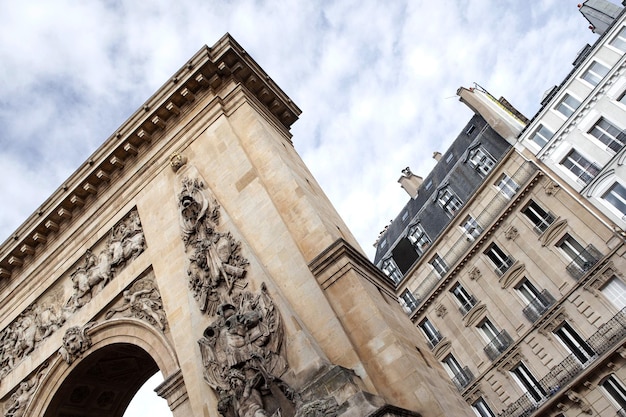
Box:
[175,168,337,417]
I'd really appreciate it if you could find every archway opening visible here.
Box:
[43,343,163,417]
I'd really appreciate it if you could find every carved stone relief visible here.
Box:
[3,362,48,417]
[0,209,144,380]
[58,322,96,365]
[174,163,337,417]
[468,267,481,281]
[434,303,448,318]
[105,276,167,331]
[504,226,518,241]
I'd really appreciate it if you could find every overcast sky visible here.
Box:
[0,1,606,416]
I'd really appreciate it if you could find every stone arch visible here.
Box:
[28,318,182,417]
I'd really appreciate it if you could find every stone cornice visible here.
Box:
[0,33,301,282]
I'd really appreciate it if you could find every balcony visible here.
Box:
[565,244,603,280]
[522,290,556,323]
[458,295,478,316]
[427,331,444,350]
[451,366,474,392]
[484,330,513,361]
[498,308,626,417]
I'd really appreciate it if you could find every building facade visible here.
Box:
[373,3,626,416]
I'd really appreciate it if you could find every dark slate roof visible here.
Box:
[373,113,511,266]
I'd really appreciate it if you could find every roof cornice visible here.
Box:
[0,33,301,281]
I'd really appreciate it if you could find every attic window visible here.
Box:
[425,180,433,190]
[466,124,476,135]
[401,211,409,222]
[445,153,454,164]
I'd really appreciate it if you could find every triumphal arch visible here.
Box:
[0,35,475,417]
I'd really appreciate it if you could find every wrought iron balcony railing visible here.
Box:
[522,290,556,323]
[565,244,603,280]
[484,330,514,361]
[451,366,474,392]
[498,308,626,417]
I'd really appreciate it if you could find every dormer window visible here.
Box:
[437,186,463,217]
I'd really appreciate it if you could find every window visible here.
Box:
[430,254,449,277]
[400,289,418,313]
[530,124,553,148]
[601,276,626,310]
[620,90,626,105]
[516,279,555,322]
[581,60,609,86]
[437,187,463,217]
[452,283,476,315]
[522,200,555,233]
[468,147,496,176]
[559,233,602,279]
[381,257,402,284]
[588,117,625,153]
[443,354,473,391]
[484,243,514,275]
[419,318,443,349]
[555,93,580,117]
[561,149,600,185]
[407,222,431,255]
[602,374,626,411]
[609,26,626,52]
[472,397,496,417]
[511,363,546,402]
[479,318,512,360]
[496,174,519,199]
[558,233,586,262]
[554,322,595,364]
[603,182,626,218]
[466,124,476,135]
[462,215,483,240]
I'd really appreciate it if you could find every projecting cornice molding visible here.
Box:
[0,34,301,282]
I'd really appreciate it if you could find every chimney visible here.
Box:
[433,152,442,162]
[398,167,423,198]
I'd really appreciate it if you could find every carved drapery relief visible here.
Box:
[3,362,48,417]
[174,164,336,417]
[105,277,167,331]
[0,209,144,380]
[58,323,96,365]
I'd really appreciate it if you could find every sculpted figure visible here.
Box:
[67,249,112,309]
[198,285,291,417]
[4,363,47,417]
[109,212,145,266]
[58,323,95,364]
[106,285,167,331]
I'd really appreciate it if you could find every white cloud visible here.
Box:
[0,0,608,414]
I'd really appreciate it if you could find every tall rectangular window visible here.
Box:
[430,254,449,277]
[381,257,402,284]
[603,182,626,218]
[581,60,609,86]
[554,322,595,364]
[511,363,546,402]
[602,374,626,411]
[452,283,476,315]
[601,276,626,310]
[516,278,555,322]
[461,215,483,240]
[558,233,586,262]
[555,93,580,117]
[419,318,443,349]
[442,354,473,391]
[484,243,515,275]
[496,174,519,199]
[609,26,626,52]
[522,200,555,233]
[588,117,625,153]
[399,289,418,312]
[530,124,553,148]
[407,222,431,255]
[468,147,496,176]
[479,318,512,360]
[561,149,600,185]
[472,397,496,417]
[437,187,463,217]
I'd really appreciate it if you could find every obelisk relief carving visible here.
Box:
[173,156,337,417]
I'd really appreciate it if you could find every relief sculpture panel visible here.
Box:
[105,274,167,331]
[174,160,337,417]
[0,209,145,380]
